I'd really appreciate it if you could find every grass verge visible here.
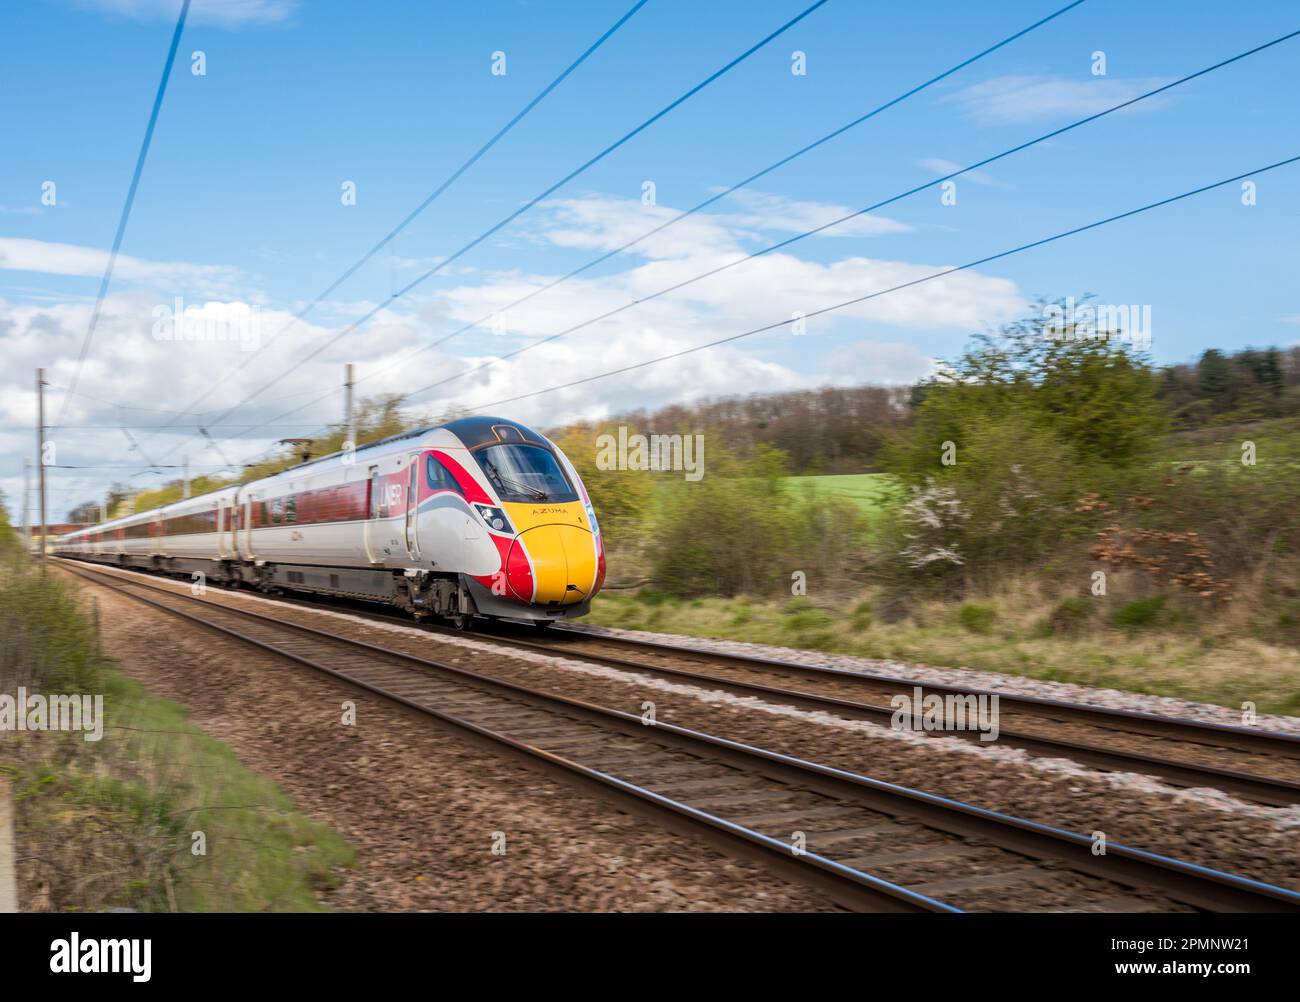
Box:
[1,555,355,912]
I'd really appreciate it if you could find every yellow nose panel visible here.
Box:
[521,524,596,605]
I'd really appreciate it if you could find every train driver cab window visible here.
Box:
[473,443,578,503]
[426,455,464,495]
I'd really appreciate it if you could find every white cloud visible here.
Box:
[821,341,936,386]
[1,191,1027,519]
[719,189,912,237]
[402,194,1021,421]
[0,237,243,297]
[942,75,1174,124]
[71,0,297,26]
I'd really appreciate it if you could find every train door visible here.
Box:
[215,500,228,559]
[404,454,421,560]
[222,496,235,561]
[242,496,255,560]
[364,465,383,563]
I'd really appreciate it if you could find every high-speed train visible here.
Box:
[53,416,605,626]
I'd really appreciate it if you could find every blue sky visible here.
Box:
[2,0,1298,519]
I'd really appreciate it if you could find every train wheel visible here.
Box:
[449,614,472,631]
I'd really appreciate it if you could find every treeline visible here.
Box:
[1158,346,1300,426]
[874,319,1298,638]
[547,346,1300,479]
[555,311,1298,642]
[576,386,911,475]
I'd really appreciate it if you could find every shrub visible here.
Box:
[1048,596,1092,635]
[1112,594,1168,630]
[958,602,996,635]
[650,445,867,599]
[877,304,1167,594]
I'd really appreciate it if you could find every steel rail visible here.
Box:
[409,623,1300,808]
[547,626,1300,759]
[60,560,1300,913]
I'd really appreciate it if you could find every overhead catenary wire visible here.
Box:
[154,0,833,461]
[141,0,653,449]
[231,0,1093,443]
[244,25,1299,439]
[453,155,1300,413]
[348,0,1090,392]
[52,0,191,430]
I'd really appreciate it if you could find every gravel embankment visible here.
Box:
[571,623,1300,736]
[68,570,840,912]
[65,565,1300,900]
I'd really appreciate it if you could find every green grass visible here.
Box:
[2,554,355,912]
[1165,414,1300,464]
[108,671,356,911]
[7,669,355,912]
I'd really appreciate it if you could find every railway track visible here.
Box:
[120,564,1296,806]
[467,624,1300,808]
[58,559,1300,913]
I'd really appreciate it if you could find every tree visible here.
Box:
[67,500,101,525]
[878,303,1169,591]
[1196,349,1236,413]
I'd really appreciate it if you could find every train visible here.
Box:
[52,416,605,627]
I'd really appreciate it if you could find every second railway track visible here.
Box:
[59,559,1300,913]
[475,624,1300,808]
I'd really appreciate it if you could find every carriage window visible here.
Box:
[270,498,283,524]
[284,496,297,524]
[426,456,464,495]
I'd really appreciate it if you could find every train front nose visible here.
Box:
[506,524,597,605]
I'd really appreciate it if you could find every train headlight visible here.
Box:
[585,502,600,535]
[473,503,514,534]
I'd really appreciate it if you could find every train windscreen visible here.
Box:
[474,444,577,503]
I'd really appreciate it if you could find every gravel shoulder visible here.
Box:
[570,623,1300,735]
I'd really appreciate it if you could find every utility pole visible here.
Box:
[36,368,47,576]
[343,363,356,448]
[183,454,191,498]
[21,459,31,553]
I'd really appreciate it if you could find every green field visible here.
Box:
[782,473,902,513]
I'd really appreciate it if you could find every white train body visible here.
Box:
[53,417,606,623]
